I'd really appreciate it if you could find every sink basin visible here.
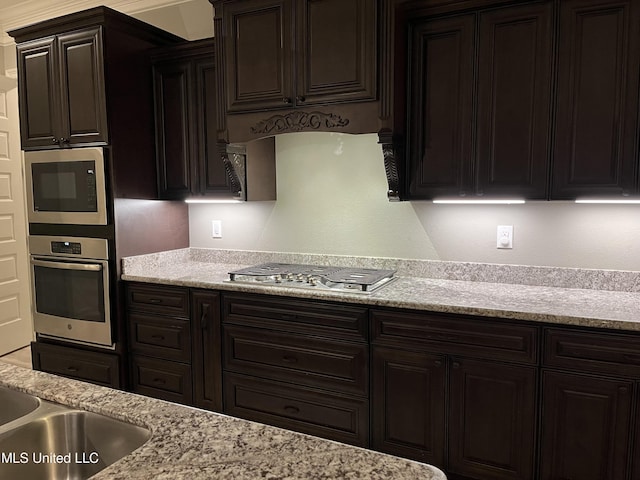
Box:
[0,410,150,479]
[0,386,40,426]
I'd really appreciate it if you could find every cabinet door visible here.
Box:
[371,347,446,466]
[448,358,537,480]
[16,38,60,149]
[296,0,376,106]
[223,0,294,112]
[476,2,553,199]
[540,371,634,480]
[192,290,223,412]
[153,60,194,199]
[552,0,640,198]
[407,14,474,198]
[57,28,108,145]
[194,58,231,196]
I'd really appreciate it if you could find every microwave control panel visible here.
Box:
[51,241,82,255]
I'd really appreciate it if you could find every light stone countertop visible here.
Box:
[0,363,446,480]
[121,248,640,332]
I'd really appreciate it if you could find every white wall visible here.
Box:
[190,132,640,271]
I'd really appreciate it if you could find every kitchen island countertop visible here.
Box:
[0,362,446,479]
[121,248,640,332]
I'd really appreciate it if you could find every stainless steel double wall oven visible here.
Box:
[26,147,115,348]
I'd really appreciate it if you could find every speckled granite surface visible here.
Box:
[121,248,640,332]
[0,363,446,480]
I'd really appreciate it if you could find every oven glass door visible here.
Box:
[31,256,112,347]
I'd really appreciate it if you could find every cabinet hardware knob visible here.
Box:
[452,361,461,368]
[148,298,162,304]
[434,360,442,367]
[282,97,292,104]
[296,95,306,103]
[284,405,300,414]
[52,138,60,144]
[151,334,165,341]
[60,137,70,144]
[152,378,166,385]
[67,366,79,372]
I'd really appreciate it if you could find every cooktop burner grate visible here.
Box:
[227,263,396,293]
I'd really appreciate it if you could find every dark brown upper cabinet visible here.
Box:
[406,1,553,200]
[15,28,107,149]
[551,0,640,199]
[152,39,234,200]
[217,0,376,113]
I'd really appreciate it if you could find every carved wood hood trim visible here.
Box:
[250,111,350,135]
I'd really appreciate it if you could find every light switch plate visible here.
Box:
[212,220,222,238]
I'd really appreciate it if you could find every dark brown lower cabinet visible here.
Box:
[31,341,121,388]
[371,346,446,465]
[448,358,537,480]
[130,355,192,404]
[192,290,222,411]
[540,371,634,480]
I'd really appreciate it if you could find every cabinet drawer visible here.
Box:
[222,293,367,342]
[126,284,189,318]
[31,342,120,388]
[544,327,640,376]
[224,325,368,396]
[371,309,538,364]
[129,313,191,363]
[130,355,192,405]
[224,373,369,447]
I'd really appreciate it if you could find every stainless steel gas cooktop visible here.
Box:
[227,263,396,293]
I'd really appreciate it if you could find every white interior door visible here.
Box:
[0,73,33,355]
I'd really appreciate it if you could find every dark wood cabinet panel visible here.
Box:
[552,0,640,198]
[296,0,376,105]
[31,341,121,388]
[371,346,446,465]
[131,354,193,405]
[57,28,108,146]
[448,358,537,480]
[126,283,190,317]
[475,3,552,198]
[15,38,58,148]
[224,372,369,446]
[128,313,191,363]
[223,0,293,112]
[192,290,223,412]
[407,13,475,198]
[540,371,634,480]
[407,1,553,200]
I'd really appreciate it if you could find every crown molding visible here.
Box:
[0,0,194,46]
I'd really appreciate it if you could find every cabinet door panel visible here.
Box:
[407,15,474,198]
[371,347,446,466]
[476,3,552,198]
[192,290,222,412]
[16,38,59,148]
[224,0,293,112]
[552,0,640,198]
[154,61,193,198]
[297,0,376,105]
[57,28,108,145]
[540,371,633,480]
[448,358,537,480]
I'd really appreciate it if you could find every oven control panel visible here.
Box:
[51,241,82,255]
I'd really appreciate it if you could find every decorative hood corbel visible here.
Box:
[219,137,277,201]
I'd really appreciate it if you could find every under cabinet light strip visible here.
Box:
[184,198,243,204]
[432,199,526,204]
[575,199,640,204]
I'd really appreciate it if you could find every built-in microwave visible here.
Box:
[25,147,108,225]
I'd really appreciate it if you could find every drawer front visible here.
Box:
[129,313,191,363]
[131,355,192,405]
[222,293,368,341]
[371,309,538,364]
[224,373,369,447]
[32,342,120,388]
[224,325,368,395]
[544,327,640,376]
[126,283,189,318]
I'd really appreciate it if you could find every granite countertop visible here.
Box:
[0,363,446,479]
[121,248,640,332]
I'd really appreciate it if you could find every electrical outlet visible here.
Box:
[497,225,513,249]
[212,220,222,238]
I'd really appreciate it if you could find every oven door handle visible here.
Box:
[31,258,103,272]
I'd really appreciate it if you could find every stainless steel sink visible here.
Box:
[0,386,40,425]
[0,391,150,480]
